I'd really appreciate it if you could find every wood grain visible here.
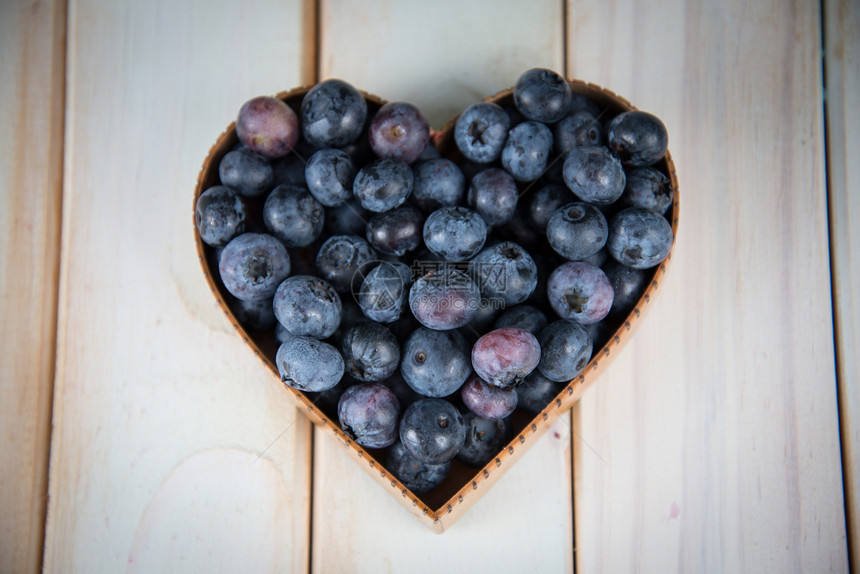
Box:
[568,0,848,572]
[824,0,860,567]
[312,0,573,564]
[0,1,66,572]
[43,1,315,571]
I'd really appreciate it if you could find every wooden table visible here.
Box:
[2,0,857,571]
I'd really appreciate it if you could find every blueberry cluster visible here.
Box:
[195,69,675,497]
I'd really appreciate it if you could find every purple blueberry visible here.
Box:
[315,235,377,292]
[300,79,368,148]
[620,167,673,215]
[409,267,481,330]
[411,158,466,211]
[305,148,355,207]
[528,182,574,232]
[493,304,548,335]
[454,101,511,163]
[607,110,668,167]
[471,327,541,388]
[236,96,299,158]
[563,145,626,205]
[386,441,450,494]
[219,233,290,301]
[399,398,466,464]
[368,101,430,164]
[263,184,324,248]
[456,413,512,468]
[275,335,344,392]
[195,185,246,247]
[273,275,342,339]
[461,375,518,420]
[353,158,414,213]
[547,261,614,324]
[546,202,608,261]
[470,241,538,306]
[423,206,487,261]
[501,120,554,182]
[513,68,572,124]
[537,319,592,382]
[365,205,423,256]
[338,382,400,448]
[401,327,471,397]
[468,167,518,226]
[607,207,674,269]
[219,147,274,198]
[357,261,412,324]
[341,322,400,382]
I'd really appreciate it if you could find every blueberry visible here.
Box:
[537,320,592,382]
[607,110,668,167]
[399,398,466,464]
[271,152,308,187]
[401,327,471,397]
[385,441,450,494]
[195,185,246,247]
[338,382,400,448]
[305,148,355,207]
[554,110,603,154]
[423,206,487,261]
[409,267,481,330]
[353,158,414,213]
[456,413,511,468]
[219,233,291,301]
[607,207,674,269]
[300,79,368,148]
[546,202,609,261]
[513,68,572,124]
[411,158,466,211]
[470,241,538,306]
[381,372,421,410]
[516,370,561,414]
[368,101,430,164]
[325,198,369,236]
[501,120,554,182]
[275,335,344,392]
[620,167,673,215]
[568,93,602,117]
[357,261,412,323]
[219,147,274,198]
[273,275,342,339]
[315,235,377,292]
[263,184,324,247]
[365,205,423,256]
[602,258,648,317]
[453,102,511,163]
[230,295,276,331]
[341,322,400,382]
[467,167,518,226]
[236,96,299,158]
[493,304,548,335]
[547,261,614,324]
[461,375,518,420]
[528,182,574,232]
[471,327,541,388]
[563,145,626,205]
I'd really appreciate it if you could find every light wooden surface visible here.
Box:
[826,0,860,566]
[0,0,855,572]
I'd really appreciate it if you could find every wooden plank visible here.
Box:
[824,0,860,566]
[0,1,66,572]
[312,0,573,566]
[42,1,315,572]
[568,0,848,572]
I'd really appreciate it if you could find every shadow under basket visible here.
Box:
[193,79,680,533]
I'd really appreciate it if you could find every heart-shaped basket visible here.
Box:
[193,79,679,532]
